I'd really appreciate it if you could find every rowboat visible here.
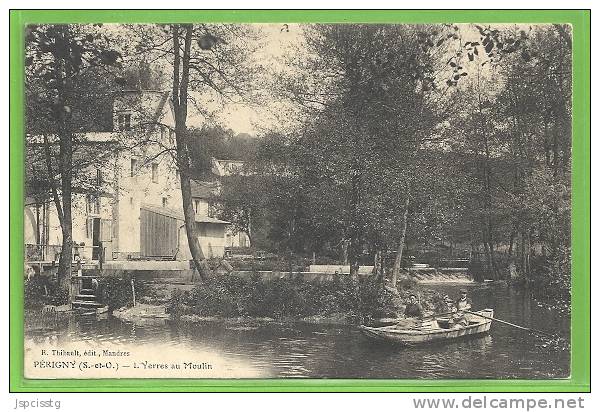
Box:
[359,308,494,345]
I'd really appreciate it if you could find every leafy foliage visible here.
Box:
[173,275,400,323]
[97,274,152,310]
[242,24,572,303]
[24,276,69,309]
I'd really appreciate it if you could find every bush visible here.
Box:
[355,278,398,320]
[24,276,68,309]
[97,273,152,310]
[167,289,189,319]
[175,274,401,323]
[529,248,571,309]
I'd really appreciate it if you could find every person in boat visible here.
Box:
[456,289,472,312]
[439,293,468,328]
[404,293,424,319]
[450,289,472,327]
[442,294,455,312]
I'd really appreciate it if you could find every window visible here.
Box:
[152,163,158,183]
[87,195,100,215]
[100,219,113,242]
[194,199,200,214]
[117,113,132,131]
[208,201,215,218]
[162,197,168,208]
[86,217,93,238]
[96,168,102,186]
[130,158,138,177]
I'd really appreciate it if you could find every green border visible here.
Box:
[9,9,590,393]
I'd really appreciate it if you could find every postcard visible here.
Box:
[11,11,589,391]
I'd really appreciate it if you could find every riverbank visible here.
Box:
[110,274,456,326]
[113,302,361,326]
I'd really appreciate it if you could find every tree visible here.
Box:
[275,24,459,280]
[131,23,259,280]
[439,24,572,286]
[25,24,121,282]
[216,174,266,247]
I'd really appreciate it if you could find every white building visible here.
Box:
[190,178,250,249]
[25,90,229,263]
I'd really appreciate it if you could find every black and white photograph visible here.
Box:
[23,22,572,380]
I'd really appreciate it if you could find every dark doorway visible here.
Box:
[92,217,101,260]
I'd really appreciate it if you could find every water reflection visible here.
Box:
[25,284,570,379]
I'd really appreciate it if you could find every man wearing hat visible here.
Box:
[456,289,472,312]
[448,289,471,327]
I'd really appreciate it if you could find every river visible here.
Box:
[25,283,569,379]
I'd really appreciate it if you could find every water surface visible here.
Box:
[25,284,569,379]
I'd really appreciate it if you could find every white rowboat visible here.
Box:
[359,309,494,345]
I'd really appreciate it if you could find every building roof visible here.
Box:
[140,203,229,224]
[190,180,220,199]
[114,89,172,126]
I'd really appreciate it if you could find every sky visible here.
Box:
[188,23,304,135]
[178,23,543,136]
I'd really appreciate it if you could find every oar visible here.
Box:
[392,311,455,328]
[465,310,556,338]
[425,310,457,319]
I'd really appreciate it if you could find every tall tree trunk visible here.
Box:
[486,221,500,279]
[348,169,361,279]
[245,211,253,247]
[373,249,382,282]
[519,230,526,276]
[482,233,493,280]
[391,196,410,287]
[171,24,208,281]
[341,239,349,265]
[57,127,73,285]
[525,230,532,280]
[508,222,517,259]
[35,201,41,246]
[349,237,361,279]
[51,26,74,285]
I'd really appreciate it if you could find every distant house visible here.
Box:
[24,89,229,263]
[190,177,250,249]
[210,158,246,177]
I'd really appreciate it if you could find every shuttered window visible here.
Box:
[86,217,93,239]
[130,158,138,177]
[118,113,131,131]
[152,163,158,183]
[100,219,112,242]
